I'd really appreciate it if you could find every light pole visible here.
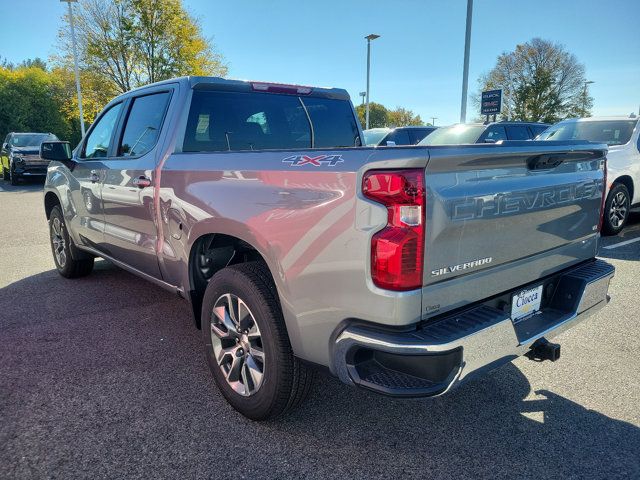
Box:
[359,91,366,107]
[583,80,594,116]
[365,34,380,130]
[431,117,437,126]
[459,0,473,123]
[61,0,85,137]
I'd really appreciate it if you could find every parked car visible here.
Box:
[537,116,639,234]
[1,132,59,185]
[42,76,613,420]
[419,121,550,145]
[363,126,437,146]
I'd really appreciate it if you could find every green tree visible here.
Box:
[476,38,592,123]
[355,102,388,129]
[56,0,227,94]
[0,67,72,143]
[387,107,423,127]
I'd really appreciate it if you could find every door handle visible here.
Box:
[90,170,99,183]
[133,175,152,188]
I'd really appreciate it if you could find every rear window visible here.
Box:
[505,125,530,140]
[538,120,637,146]
[183,90,360,152]
[420,124,486,145]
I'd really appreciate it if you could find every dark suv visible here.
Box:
[419,122,549,145]
[1,132,59,185]
[363,126,438,146]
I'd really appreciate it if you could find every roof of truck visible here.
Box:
[121,76,351,100]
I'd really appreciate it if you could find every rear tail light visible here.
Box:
[251,82,313,95]
[598,156,608,232]
[363,169,425,291]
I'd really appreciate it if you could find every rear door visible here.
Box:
[100,89,173,279]
[421,142,605,318]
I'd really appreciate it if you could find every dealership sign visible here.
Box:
[481,89,502,115]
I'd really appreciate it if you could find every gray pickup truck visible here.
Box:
[42,77,614,420]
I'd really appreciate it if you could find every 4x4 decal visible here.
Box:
[282,154,344,167]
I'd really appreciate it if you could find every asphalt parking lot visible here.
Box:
[1,181,638,480]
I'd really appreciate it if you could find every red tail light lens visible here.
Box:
[598,157,608,233]
[363,169,425,291]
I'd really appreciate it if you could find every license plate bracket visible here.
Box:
[511,285,543,322]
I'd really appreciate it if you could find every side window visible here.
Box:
[118,92,171,156]
[83,103,123,159]
[483,126,507,142]
[505,125,530,140]
[531,125,548,138]
[384,129,411,146]
[301,97,360,148]
[407,129,429,145]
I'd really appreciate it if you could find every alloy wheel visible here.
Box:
[210,293,265,396]
[609,191,628,228]
[51,217,67,267]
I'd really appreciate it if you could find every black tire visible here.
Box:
[202,261,314,420]
[49,205,94,278]
[9,166,19,186]
[2,166,8,181]
[602,183,631,236]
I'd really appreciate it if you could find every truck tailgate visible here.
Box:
[421,141,606,319]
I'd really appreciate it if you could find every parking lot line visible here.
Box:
[602,237,640,250]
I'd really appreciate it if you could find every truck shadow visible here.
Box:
[1,261,638,478]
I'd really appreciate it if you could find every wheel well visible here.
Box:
[188,233,270,329]
[44,192,61,219]
[612,175,634,202]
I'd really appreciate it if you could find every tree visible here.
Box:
[56,0,227,94]
[0,67,72,143]
[476,38,592,123]
[355,102,389,129]
[387,107,423,127]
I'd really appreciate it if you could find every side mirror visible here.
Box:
[2,143,7,150]
[40,141,72,161]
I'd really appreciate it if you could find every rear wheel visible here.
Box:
[49,205,94,278]
[202,262,313,420]
[603,183,630,236]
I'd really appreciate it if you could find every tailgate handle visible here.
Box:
[528,153,566,170]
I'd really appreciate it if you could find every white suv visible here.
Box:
[538,116,639,234]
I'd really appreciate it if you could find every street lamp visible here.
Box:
[459,0,473,123]
[431,117,438,126]
[365,34,380,130]
[61,0,85,137]
[359,91,366,107]
[583,80,594,116]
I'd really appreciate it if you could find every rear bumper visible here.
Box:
[332,259,614,397]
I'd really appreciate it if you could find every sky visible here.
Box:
[1,0,638,125]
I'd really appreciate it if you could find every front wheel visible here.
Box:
[9,166,19,186]
[602,183,631,236]
[202,262,313,420]
[49,205,94,278]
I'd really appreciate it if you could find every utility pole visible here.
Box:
[62,0,85,137]
[431,117,437,126]
[365,34,380,130]
[459,0,473,123]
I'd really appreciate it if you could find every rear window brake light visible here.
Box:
[251,82,313,95]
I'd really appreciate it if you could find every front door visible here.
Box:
[67,102,124,250]
[100,90,172,279]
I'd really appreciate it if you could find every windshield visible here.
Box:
[363,129,391,146]
[419,124,485,145]
[537,120,637,146]
[10,133,58,147]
